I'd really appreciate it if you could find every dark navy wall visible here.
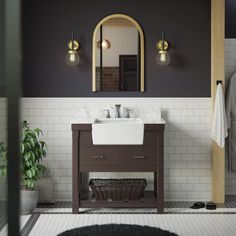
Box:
[22,0,211,97]
[226,0,236,38]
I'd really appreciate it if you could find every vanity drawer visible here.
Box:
[79,148,157,167]
[79,131,159,148]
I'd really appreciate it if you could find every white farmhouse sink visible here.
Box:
[92,118,144,145]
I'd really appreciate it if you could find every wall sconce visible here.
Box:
[156,32,171,66]
[65,32,80,66]
[96,39,111,49]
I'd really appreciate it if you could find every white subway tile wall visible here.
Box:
[225,39,236,195]
[20,97,212,201]
[225,39,236,80]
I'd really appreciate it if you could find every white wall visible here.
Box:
[20,97,212,201]
[225,39,236,195]
[96,27,138,67]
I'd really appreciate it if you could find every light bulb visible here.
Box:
[156,50,171,66]
[102,40,110,49]
[96,39,111,49]
[65,51,80,66]
[160,53,167,62]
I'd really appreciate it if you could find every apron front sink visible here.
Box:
[92,118,144,145]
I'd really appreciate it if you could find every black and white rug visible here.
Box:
[58,224,178,236]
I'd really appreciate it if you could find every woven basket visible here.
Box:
[89,178,147,201]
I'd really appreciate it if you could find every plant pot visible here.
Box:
[37,176,54,203]
[20,190,38,215]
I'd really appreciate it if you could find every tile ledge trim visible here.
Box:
[21,97,212,101]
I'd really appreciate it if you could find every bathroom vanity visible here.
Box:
[71,122,165,213]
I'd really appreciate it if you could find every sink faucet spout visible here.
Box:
[115,104,121,118]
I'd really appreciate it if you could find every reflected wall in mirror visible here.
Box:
[92,14,144,92]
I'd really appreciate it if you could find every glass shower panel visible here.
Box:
[0,0,7,232]
[0,93,7,233]
[0,0,21,235]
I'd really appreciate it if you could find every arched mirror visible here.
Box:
[92,14,144,92]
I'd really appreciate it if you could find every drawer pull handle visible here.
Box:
[133,156,145,159]
[91,155,104,159]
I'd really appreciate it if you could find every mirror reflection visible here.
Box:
[93,15,144,92]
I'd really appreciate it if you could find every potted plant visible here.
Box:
[37,170,54,204]
[0,121,47,214]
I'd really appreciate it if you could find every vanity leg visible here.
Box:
[156,170,164,214]
[157,205,164,214]
[154,172,157,197]
[72,131,79,214]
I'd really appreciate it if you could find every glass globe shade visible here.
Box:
[65,51,80,66]
[156,50,171,66]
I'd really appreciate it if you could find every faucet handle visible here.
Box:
[104,109,111,118]
[126,108,132,118]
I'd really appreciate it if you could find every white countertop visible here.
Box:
[70,118,166,124]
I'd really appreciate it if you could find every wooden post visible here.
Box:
[211,0,225,203]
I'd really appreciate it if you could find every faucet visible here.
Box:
[115,104,121,118]
[126,108,132,118]
[104,109,111,118]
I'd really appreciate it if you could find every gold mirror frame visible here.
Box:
[92,14,145,92]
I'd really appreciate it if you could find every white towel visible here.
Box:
[211,84,228,148]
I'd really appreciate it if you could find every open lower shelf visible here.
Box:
[79,191,160,208]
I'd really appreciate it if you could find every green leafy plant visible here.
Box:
[0,121,47,190]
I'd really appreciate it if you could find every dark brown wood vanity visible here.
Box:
[72,123,165,213]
